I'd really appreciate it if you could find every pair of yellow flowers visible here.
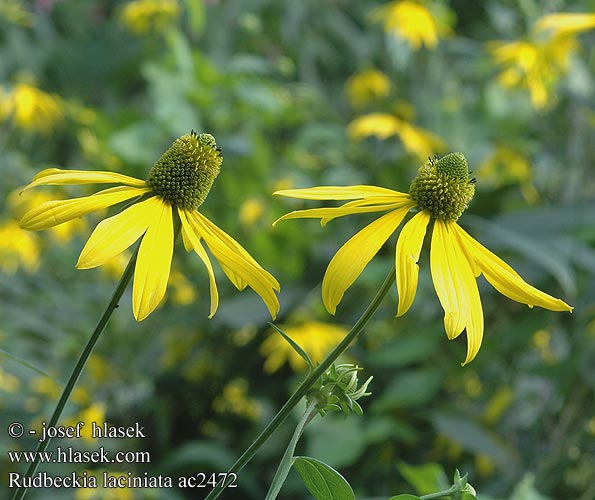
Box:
[20,132,572,364]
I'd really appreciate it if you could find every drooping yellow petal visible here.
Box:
[132,198,174,321]
[274,198,413,227]
[22,168,147,191]
[448,222,485,365]
[274,185,406,201]
[322,206,412,314]
[178,208,219,318]
[20,186,150,231]
[76,196,158,269]
[430,219,470,339]
[396,210,431,316]
[452,223,573,312]
[189,212,280,319]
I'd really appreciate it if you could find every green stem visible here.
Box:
[420,485,458,500]
[264,400,318,500]
[204,265,396,500]
[11,247,139,500]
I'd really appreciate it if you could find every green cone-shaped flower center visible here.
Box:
[408,152,475,222]
[146,132,223,210]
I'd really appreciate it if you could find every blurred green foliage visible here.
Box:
[1,1,594,499]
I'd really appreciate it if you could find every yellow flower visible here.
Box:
[489,12,595,110]
[0,366,21,393]
[345,69,392,109]
[167,268,197,305]
[20,132,280,321]
[260,321,348,373]
[213,379,262,420]
[9,189,87,243]
[0,0,33,27]
[371,0,449,50]
[239,197,266,228]
[64,402,106,442]
[0,219,40,274]
[0,82,63,134]
[348,112,445,160]
[119,0,180,35]
[274,153,572,364]
[478,147,538,204]
[535,12,595,38]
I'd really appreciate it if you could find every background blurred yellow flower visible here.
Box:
[535,12,595,38]
[489,12,595,109]
[348,112,445,160]
[478,147,539,204]
[239,197,266,228]
[8,189,87,244]
[167,268,197,306]
[371,0,451,50]
[213,378,263,420]
[64,402,107,441]
[119,0,180,35]
[260,321,348,373]
[345,69,392,109]
[0,220,40,274]
[0,0,33,27]
[0,82,63,134]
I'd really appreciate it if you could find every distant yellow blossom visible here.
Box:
[0,366,21,393]
[348,112,445,160]
[119,0,180,35]
[239,197,266,228]
[489,12,595,109]
[0,220,40,274]
[371,0,450,50]
[168,268,197,306]
[64,402,106,441]
[0,0,33,27]
[260,321,348,373]
[0,82,63,134]
[536,12,595,38]
[345,69,391,109]
[478,147,538,204]
[30,376,88,405]
[213,379,262,420]
[9,189,86,243]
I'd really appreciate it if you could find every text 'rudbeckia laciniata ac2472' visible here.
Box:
[274,152,572,365]
[20,131,280,321]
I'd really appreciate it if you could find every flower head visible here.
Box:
[488,12,595,109]
[307,363,373,417]
[371,0,451,50]
[348,112,445,161]
[345,69,391,109]
[20,131,280,321]
[0,81,63,134]
[274,153,572,364]
[119,0,180,35]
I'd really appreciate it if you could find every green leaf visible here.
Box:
[397,462,450,496]
[387,496,422,500]
[293,456,356,500]
[183,0,205,36]
[268,322,314,371]
[0,349,55,379]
